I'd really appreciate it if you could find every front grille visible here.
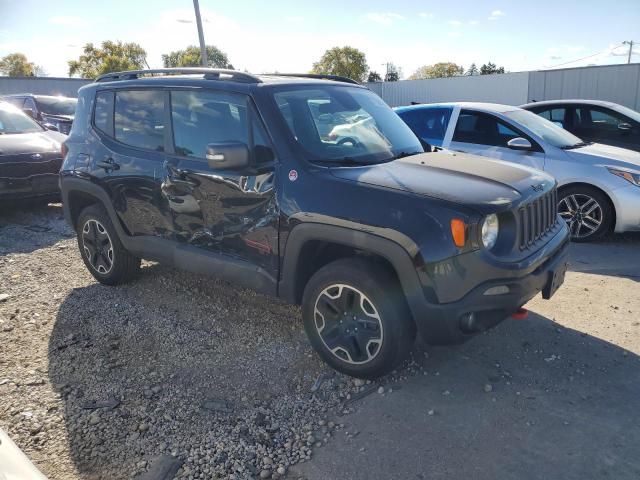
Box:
[517,188,558,250]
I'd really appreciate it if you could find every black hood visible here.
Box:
[329,151,555,214]
[0,131,64,158]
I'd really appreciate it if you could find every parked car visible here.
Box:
[60,68,569,378]
[521,100,640,152]
[0,101,66,203]
[395,102,640,242]
[1,93,76,134]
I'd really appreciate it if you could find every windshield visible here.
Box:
[272,86,423,164]
[0,103,44,134]
[505,109,584,148]
[35,96,77,116]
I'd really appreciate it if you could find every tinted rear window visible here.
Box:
[114,90,164,151]
[94,91,114,136]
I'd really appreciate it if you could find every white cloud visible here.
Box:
[468,20,479,26]
[285,15,304,23]
[418,12,433,19]
[448,31,463,38]
[488,10,506,21]
[362,12,405,25]
[48,16,87,27]
[449,20,463,27]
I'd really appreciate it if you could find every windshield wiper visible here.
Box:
[393,151,422,160]
[561,141,591,150]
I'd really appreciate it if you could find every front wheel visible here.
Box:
[302,258,415,379]
[557,186,613,242]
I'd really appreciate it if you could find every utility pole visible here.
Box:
[623,40,634,64]
[193,0,208,67]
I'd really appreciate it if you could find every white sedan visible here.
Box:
[395,102,640,241]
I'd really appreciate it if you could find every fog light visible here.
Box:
[483,285,510,296]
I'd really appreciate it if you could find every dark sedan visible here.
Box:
[0,101,66,203]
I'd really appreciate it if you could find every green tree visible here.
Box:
[367,71,382,82]
[68,41,147,79]
[466,63,479,76]
[162,45,233,69]
[384,63,400,82]
[311,46,368,83]
[480,62,505,75]
[409,62,464,80]
[0,53,35,77]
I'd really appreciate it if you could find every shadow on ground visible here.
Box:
[294,311,640,480]
[0,203,73,255]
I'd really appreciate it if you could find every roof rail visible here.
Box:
[263,73,360,85]
[95,68,262,84]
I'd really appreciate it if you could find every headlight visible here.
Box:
[481,214,499,249]
[608,167,640,187]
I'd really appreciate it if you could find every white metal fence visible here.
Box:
[367,64,640,110]
[0,77,91,97]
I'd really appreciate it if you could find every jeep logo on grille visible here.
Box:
[531,183,544,192]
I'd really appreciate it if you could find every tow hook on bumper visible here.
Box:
[511,307,529,320]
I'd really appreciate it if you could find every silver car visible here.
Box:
[395,102,640,241]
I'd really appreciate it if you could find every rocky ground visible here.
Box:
[1,203,639,480]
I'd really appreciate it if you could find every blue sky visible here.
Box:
[0,0,638,77]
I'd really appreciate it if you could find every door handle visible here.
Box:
[96,157,120,170]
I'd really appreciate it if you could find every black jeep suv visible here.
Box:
[60,68,569,378]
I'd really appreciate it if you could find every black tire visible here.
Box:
[558,185,613,242]
[302,258,415,379]
[76,204,140,285]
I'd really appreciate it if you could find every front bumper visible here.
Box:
[0,173,60,201]
[611,184,640,232]
[415,226,570,345]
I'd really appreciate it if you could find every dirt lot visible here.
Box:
[1,203,639,480]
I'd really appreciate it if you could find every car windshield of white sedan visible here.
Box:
[505,109,584,149]
[0,105,43,134]
[273,86,423,164]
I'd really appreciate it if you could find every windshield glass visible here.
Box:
[505,109,584,148]
[272,86,423,164]
[0,103,44,134]
[35,96,77,116]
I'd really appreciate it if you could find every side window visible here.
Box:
[114,90,164,151]
[252,115,275,165]
[453,111,521,147]
[23,97,37,112]
[93,91,114,136]
[537,108,566,126]
[171,90,248,159]
[583,108,628,131]
[400,108,452,141]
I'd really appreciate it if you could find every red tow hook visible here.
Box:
[511,308,529,320]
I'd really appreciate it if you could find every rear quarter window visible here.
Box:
[93,91,114,136]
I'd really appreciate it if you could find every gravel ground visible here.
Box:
[1,204,639,480]
[0,204,424,480]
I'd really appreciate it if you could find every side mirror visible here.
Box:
[618,122,632,132]
[23,108,35,119]
[206,142,250,170]
[507,137,532,151]
[43,123,59,132]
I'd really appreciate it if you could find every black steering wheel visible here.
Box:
[337,137,361,148]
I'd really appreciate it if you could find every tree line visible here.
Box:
[0,42,505,82]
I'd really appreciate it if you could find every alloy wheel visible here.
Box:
[313,284,383,365]
[81,219,114,274]
[558,193,603,239]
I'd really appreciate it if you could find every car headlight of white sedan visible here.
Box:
[607,167,640,187]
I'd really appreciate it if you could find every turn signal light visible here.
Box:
[450,218,466,247]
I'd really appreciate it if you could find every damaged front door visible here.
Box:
[162,88,278,278]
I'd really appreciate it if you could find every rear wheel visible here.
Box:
[302,258,415,379]
[76,204,140,285]
[558,186,613,242]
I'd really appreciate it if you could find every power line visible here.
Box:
[543,44,624,69]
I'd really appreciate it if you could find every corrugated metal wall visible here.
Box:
[527,64,640,110]
[367,64,640,110]
[0,77,91,97]
[367,72,530,107]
